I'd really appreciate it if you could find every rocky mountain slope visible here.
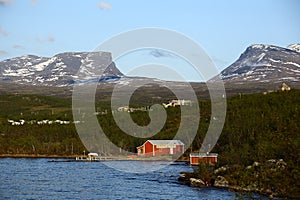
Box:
[218,44,300,85]
[0,52,123,87]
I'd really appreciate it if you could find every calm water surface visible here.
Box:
[0,158,261,199]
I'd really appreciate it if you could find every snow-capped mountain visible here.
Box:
[287,43,300,53]
[1,44,300,89]
[0,52,123,86]
[219,44,300,84]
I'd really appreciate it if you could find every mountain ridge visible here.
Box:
[0,52,123,87]
[218,43,300,85]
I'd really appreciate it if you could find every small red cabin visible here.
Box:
[190,153,218,165]
[137,140,185,156]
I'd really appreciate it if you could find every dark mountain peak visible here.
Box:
[0,51,123,86]
[245,44,298,55]
[247,44,279,51]
[218,44,300,84]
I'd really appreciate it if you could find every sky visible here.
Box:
[0,0,299,81]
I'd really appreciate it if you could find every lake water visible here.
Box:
[0,158,262,199]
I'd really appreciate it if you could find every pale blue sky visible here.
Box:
[0,0,299,80]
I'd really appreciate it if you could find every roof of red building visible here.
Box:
[148,140,184,145]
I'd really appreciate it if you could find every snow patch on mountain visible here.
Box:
[287,44,300,53]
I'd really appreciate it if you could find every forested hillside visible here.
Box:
[0,90,299,168]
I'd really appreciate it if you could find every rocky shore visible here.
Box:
[178,159,299,199]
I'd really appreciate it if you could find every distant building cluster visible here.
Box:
[7,119,82,126]
[263,82,291,95]
[116,99,193,113]
[117,106,149,113]
[162,99,192,108]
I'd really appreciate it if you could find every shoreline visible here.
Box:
[0,154,79,159]
[0,154,190,162]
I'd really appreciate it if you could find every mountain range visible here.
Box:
[0,43,299,91]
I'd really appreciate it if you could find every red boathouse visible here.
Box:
[137,140,185,156]
[189,153,218,165]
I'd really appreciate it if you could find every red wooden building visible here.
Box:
[137,140,185,156]
[190,153,218,165]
